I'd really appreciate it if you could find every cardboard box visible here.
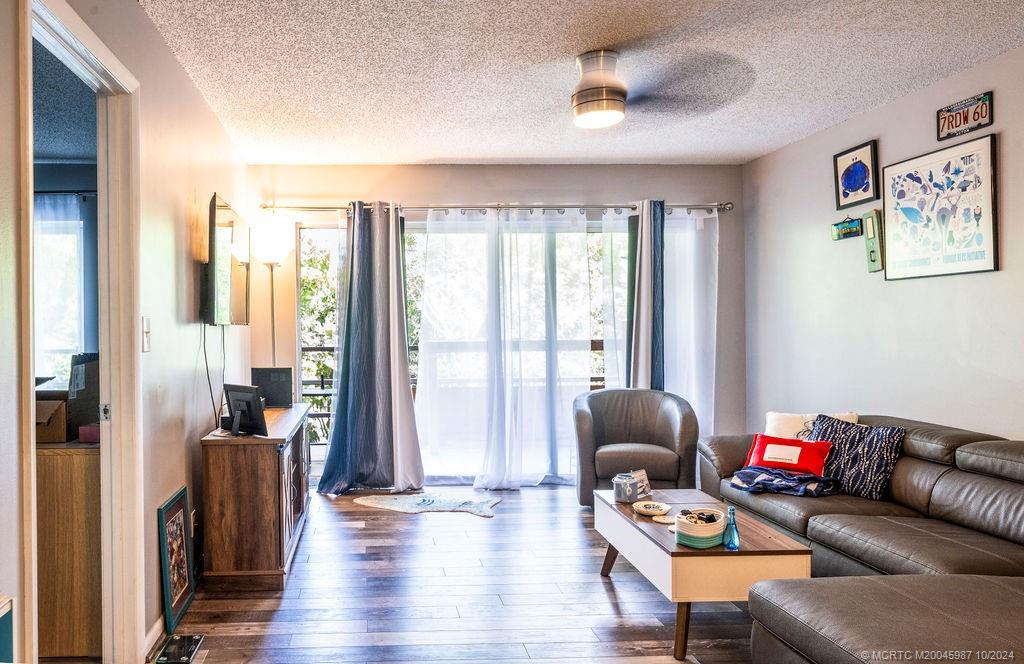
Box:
[36,400,67,443]
[68,356,99,436]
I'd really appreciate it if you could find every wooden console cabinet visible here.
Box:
[201,404,310,590]
[36,443,101,658]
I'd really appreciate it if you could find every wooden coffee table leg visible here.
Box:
[674,602,691,661]
[600,544,618,577]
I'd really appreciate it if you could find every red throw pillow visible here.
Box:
[743,434,833,476]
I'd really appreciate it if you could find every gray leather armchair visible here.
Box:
[573,388,699,507]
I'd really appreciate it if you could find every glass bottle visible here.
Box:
[723,505,740,551]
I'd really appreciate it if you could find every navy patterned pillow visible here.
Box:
[810,415,905,501]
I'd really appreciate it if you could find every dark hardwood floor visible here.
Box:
[183,486,753,663]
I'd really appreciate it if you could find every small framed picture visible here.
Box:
[833,140,879,210]
[630,469,651,497]
[157,487,196,635]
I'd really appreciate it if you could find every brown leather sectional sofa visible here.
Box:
[698,416,1024,663]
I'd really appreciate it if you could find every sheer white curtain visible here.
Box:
[601,210,630,389]
[663,208,719,436]
[412,204,716,485]
[414,208,492,484]
[414,207,598,488]
[34,194,86,383]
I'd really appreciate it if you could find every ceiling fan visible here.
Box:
[571,47,755,129]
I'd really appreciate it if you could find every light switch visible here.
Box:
[142,316,152,352]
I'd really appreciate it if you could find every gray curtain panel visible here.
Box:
[318,201,423,495]
[625,200,665,389]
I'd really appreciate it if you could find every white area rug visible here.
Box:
[353,493,502,518]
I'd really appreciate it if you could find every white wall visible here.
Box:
[65,0,251,631]
[247,163,748,434]
[743,46,1024,438]
[0,0,26,653]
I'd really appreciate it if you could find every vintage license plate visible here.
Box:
[937,91,993,140]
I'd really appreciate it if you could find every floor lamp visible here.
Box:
[265,261,280,366]
[252,216,294,406]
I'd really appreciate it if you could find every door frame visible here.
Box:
[19,1,144,661]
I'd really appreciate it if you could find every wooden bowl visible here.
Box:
[632,501,671,517]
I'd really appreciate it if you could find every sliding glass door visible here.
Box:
[405,208,630,487]
[296,224,345,481]
[296,204,717,490]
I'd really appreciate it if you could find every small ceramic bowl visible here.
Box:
[632,501,671,517]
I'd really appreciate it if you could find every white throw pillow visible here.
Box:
[765,411,859,440]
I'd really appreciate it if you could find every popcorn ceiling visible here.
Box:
[33,39,96,162]
[138,0,1024,165]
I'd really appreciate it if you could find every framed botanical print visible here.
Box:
[158,487,195,634]
[833,139,879,210]
[882,134,998,280]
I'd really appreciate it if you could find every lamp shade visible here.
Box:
[251,211,294,265]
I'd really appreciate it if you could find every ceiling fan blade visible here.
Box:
[627,93,687,114]
[626,50,757,118]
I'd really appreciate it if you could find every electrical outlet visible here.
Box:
[142,316,152,352]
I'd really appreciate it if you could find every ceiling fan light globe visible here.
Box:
[573,106,625,129]
[571,49,627,129]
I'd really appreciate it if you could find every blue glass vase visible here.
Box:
[723,506,740,551]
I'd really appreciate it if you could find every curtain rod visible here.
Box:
[35,189,98,196]
[260,201,734,213]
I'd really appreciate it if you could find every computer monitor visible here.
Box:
[223,384,268,436]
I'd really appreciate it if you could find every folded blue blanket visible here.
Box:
[731,466,841,497]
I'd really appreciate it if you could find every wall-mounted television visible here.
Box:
[200,194,250,325]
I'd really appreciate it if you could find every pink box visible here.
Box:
[79,423,101,444]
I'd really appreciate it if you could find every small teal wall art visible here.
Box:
[833,139,880,210]
[863,210,884,273]
[882,134,997,280]
[831,216,864,240]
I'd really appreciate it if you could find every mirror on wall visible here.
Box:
[201,194,250,325]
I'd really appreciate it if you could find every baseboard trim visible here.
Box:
[144,615,165,662]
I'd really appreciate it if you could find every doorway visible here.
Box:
[31,34,102,659]
[21,1,144,661]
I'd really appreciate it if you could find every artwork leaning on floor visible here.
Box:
[882,134,997,280]
[158,487,196,634]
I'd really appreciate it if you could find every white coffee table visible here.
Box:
[594,489,811,660]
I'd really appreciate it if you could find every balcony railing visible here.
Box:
[300,339,607,446]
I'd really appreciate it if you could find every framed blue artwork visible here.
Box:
[882,134,998,280]
[833,139,879,210]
